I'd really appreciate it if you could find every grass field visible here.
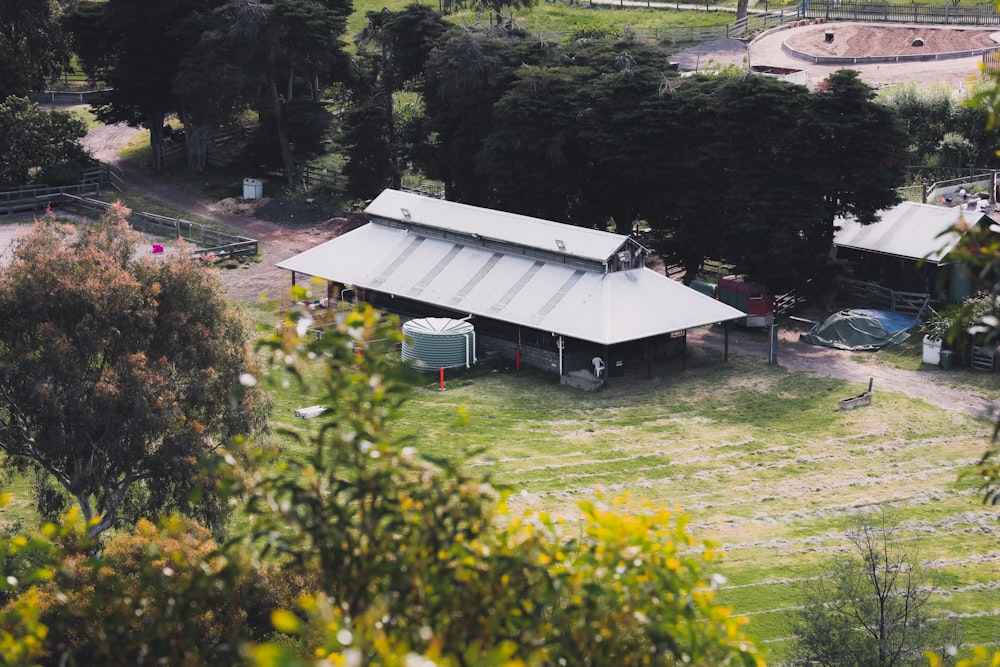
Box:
[347,0,744,45]
[267,322,999,663]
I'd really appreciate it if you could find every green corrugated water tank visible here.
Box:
[401,317,477,371]
[690,280,717,298]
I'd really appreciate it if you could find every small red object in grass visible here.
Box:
[152,244,164,254]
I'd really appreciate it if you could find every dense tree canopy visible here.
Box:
[422,27,906,294]
[227,0,352,188]
[879,82,1000,174]
[423,29,547,204]
[63,0,352,182]
[0,0,71,99]
[339,3,449,199]
[78,0,225,171]
[0,206,271,538]
[0,95,91,188]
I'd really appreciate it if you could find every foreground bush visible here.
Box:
[3,302,763,666]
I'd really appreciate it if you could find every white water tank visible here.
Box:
[243,178,262,200]
[401,317,476,370]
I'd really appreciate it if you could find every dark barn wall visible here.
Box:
[836,248,940,296]
[335,286,688,376]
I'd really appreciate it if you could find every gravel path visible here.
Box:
[686,324,998,418]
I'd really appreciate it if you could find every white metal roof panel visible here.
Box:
[834,201,975,264]
[365,189,631,263]
[277,223,745,345]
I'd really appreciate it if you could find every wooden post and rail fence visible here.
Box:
[0,166,258,261]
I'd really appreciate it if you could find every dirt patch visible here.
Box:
[253,197,334,226]
[784,23,999,58]
[209,197,269,218]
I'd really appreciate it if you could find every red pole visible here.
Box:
[356,346,362,364]
[515,348,521,372]
[439,367,445,390]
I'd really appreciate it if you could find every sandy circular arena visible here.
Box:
[784,23,1000,59]
[745,21,1000,90]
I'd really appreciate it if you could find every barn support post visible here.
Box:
[769,324,779,365]
[682,334,687,371]
[724,321,730,362]
[291,271,296,287]
[556,335,565,375]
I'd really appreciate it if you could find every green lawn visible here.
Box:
[2,303,997,663]
[348,0,741,44]
[269,332,997,664]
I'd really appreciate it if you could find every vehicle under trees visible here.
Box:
[0,205,271,539]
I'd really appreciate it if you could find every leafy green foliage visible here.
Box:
[793,509,961,667]
[0,0,70,99]
[340,4,450,199]
[224,0,352,188]
[0,205,271,539]
[879,82,1000,175]
[32,516,248,666]
[0,498,98,667]
[0,96,91,188]
[242,301,764,666]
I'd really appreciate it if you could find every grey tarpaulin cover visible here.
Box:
[800,308,920,351]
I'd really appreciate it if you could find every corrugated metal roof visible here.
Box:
[277,222,745,345]
[834,201,979,264]
[365,189,633,263]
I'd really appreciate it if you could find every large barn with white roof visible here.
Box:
[277,189,746,377]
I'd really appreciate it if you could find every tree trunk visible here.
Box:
[146,110,166,172]
[682,256,701,285]
[387,92,403,191]
[269,79,300,192]
[736,0,749,20]
[181,109,210,175]
[612,202,633,236]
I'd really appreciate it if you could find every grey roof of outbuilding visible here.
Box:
[365,189,637,263]
[834,201,982,264]
[277,204,745,346]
